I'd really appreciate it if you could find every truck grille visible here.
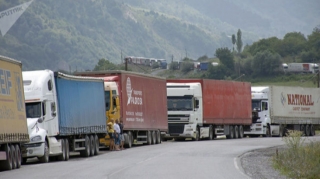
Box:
[168,123,187,134]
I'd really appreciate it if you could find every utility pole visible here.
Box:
[318,71,319,88]
[125,58,128,71]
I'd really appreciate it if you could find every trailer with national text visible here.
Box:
[22,70,107,163]
[76,70,168,148]
[244,86,320,137]
[0,56,29,171]
[164,79,252,141]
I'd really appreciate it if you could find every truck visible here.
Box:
[244,86,320,137]
[75,70,168,148]
[163,79,252,141]
[284,63,319,74]
[22,70,107,163]
[0,56,29,171]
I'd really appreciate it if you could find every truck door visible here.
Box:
[260,100,268,123]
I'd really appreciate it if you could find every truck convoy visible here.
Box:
[0,56,29,171]
[244,86,320,137]
[163,79,252,141]
[76,70,168,148]
[22,70,107,163]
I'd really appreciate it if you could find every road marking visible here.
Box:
[234,157,250,179]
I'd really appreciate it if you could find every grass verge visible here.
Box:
[272,130,320,179]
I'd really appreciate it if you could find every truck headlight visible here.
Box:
[30,135,42,142]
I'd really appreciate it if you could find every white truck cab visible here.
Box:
[164,82,203,140]
[22,70,62,163]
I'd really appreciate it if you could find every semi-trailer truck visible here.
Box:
[76,70,168,148]
[163,79,252,141]
[0,56,29,171]
[22,70,107,163]
[244,86,320,137]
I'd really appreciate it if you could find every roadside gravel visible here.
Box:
[239,145,288,179]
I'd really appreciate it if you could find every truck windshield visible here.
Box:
[26,102,42,118]
[252,100,261,111]
[167,97,193,111]
[105,91,111,111]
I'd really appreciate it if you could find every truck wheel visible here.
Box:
[10,145,17,169]
[15,144,21,168]
[126,131,133,148]
[239,125,244,138]
[310,125,315,136]
[300,125,306,136]
[80,136,90,157]
[305,125,310,136]
[147,131,152,145]
[209,125,214,140]
[156,130,161,144]
[264,125,271,137]
[90,135,95,156]
[57,139,65,161]
[234,126,239,139]
[94,135,99,155]
[151,131,156,145]
[227,126,234,139]
[65,139,70,160]
[1,144,12,170]
[38,141,49,163]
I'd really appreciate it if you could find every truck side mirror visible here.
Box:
[195,100,199,108]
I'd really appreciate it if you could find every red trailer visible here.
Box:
[166,79,252,140]
[76,70,168,146]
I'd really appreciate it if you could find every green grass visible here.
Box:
[272,130,320,179]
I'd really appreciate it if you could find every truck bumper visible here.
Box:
[162,131,195,138]
[22,142,44,158]
[244,124,265,135]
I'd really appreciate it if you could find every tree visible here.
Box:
[215,47,234,71]
[279,32,307,57]
[232,34,236,52]
[205,63,229,80]
[236,29,243,54]
[93,58,119,71]
[252,50,282,77]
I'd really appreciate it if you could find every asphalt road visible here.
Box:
[1,136,319,179]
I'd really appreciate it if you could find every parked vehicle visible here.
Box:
[22,70,107,163]
[244,86,320,137]
[0,56,29,171]
[76,70,168,148]
[163,79,252,141]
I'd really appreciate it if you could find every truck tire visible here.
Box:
[209,125,214,140]
[300,125,306,136]
[1,144,12,170]
[264,125,271,137]
[57,139,65,161]
[227,126,234,139]
[10,145,17,169]
[147,131,152,145]
[310,125,315,136]
[305,125,310,136]
[90,135,95,156]
[38,141,49,163]
[279,125,284,137]
[80,135,90,157]
[151,131,156,145]
[126,131,133,148]
[234,126,239,139]
[94,135,99,155]
[65,139,70,161]
[156,130,161,144]
[239,125,244,138]
[15,144,21,168]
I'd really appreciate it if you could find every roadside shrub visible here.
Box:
[272,130,320,179]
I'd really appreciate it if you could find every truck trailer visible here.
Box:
[22,70,107,163]
[163,79,252,141]
[244,86,320,137]
[0,56,29,171]
[76,70,168,148]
